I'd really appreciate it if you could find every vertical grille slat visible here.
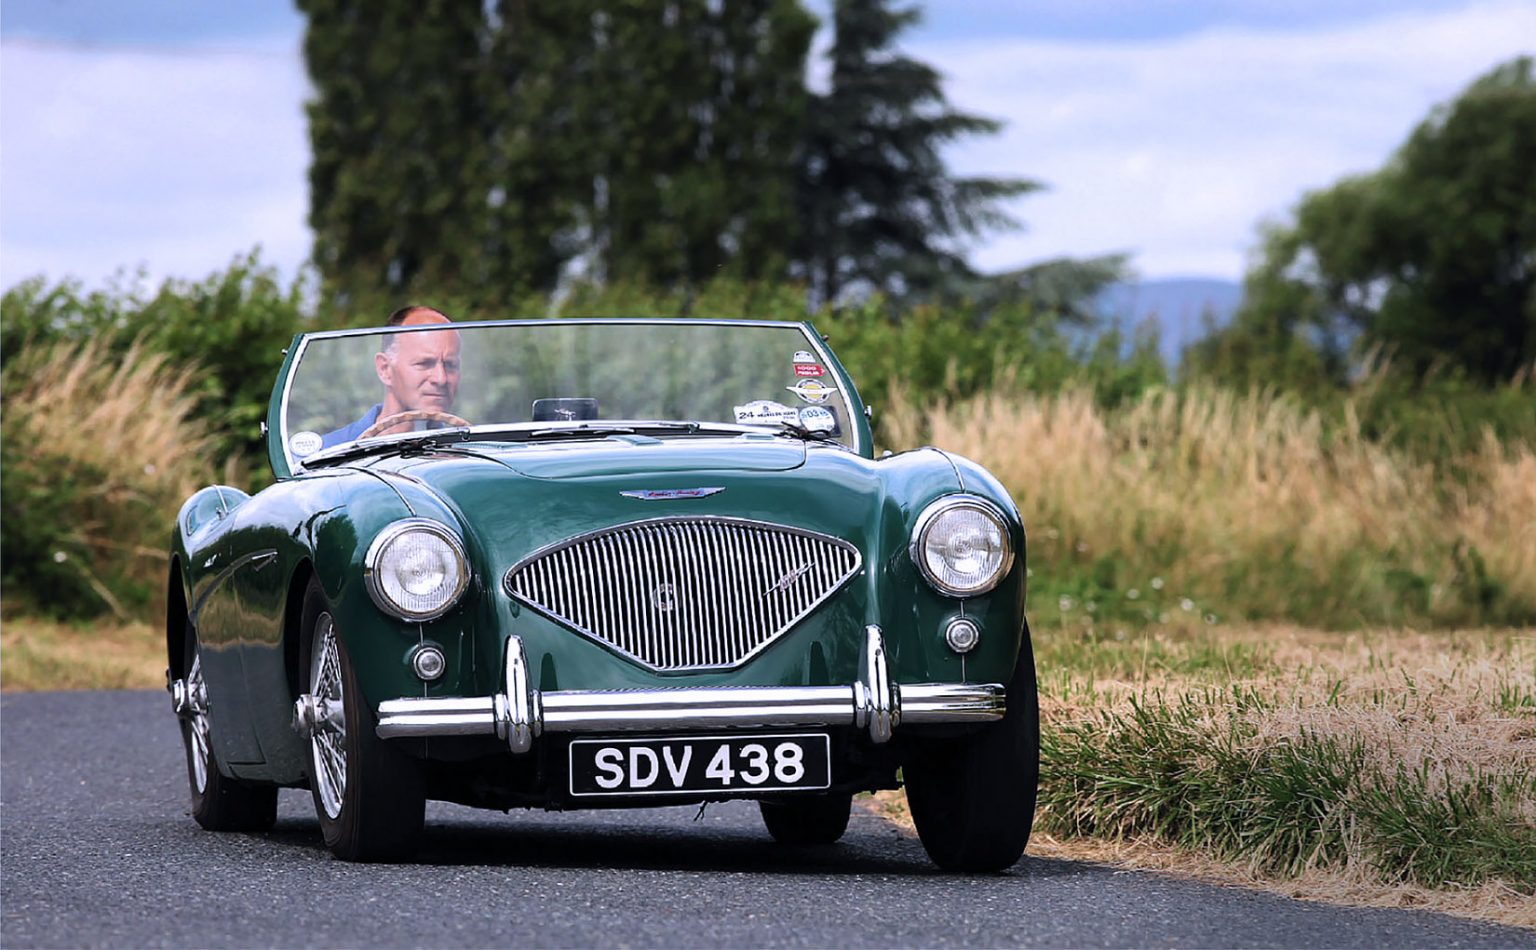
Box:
[506,517,862,671]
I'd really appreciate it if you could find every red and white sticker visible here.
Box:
[793,363,825,377]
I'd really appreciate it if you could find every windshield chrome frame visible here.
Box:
[277,318,863,472]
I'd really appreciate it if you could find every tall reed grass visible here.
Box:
[885,386,1536,628]
[1,340,218,619]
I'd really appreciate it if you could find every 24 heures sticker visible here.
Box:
[791,350,816,364]
[785,379,833,404]
[734,400,801,426]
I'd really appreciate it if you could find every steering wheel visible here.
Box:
[358,409,471,440]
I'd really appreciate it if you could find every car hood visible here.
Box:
[358,437,912,568]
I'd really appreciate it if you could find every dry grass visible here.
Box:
[1,615,164,691]
[2,339,217,620]
[863,792,1534,930]
[884,386,1536,628]
[864,627,1536,929]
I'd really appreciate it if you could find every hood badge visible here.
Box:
[764,560,816,596]
[620,487,725,500]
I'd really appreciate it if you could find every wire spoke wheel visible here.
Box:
[300,578,424,861]
[185,652,212,794]
[308,611,348,820]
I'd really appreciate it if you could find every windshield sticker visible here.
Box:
[798,406,836,432]
[792,350,816,364]
[793,363,825,378]
[785,379,833,404]
[734,400,801,426]
[289,430,323,458]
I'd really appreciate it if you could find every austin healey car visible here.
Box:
[167,318,1037,870]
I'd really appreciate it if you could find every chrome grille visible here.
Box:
[505,517,861,671]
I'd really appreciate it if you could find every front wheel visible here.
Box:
[759,793,853,845]
[300,579,425,861]
[903,628,1039,872]
[178,621,277,832]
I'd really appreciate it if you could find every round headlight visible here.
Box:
[365,519,470,621]
[910,496,1015,597]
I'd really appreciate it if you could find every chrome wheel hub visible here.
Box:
[172,654,213,793]
[305,612,347,819]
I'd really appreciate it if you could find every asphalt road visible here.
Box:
[2,690,1530,949]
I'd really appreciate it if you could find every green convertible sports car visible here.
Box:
[167,317,1038,870]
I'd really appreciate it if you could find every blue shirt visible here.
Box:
[321,404,383,448]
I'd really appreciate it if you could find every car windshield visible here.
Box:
[279,320,858,469]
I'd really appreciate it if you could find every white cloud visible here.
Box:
[0,41,312,290]
[914,0,1536,279]
[2,3,1532,291]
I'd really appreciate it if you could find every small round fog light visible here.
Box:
[945,617,981,654]
[410,644,446,681]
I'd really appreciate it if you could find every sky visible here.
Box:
[2,1,1533,292]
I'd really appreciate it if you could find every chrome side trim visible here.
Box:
[375,632,1005,745]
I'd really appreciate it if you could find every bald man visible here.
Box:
[321,306,463,447]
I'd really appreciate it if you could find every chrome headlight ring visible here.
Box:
[364,518,471,621]
[909,495,1016,597]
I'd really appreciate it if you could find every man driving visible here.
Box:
[321,306,462,447]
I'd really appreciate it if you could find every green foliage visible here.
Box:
[300,0,488,310]
[0,435,106,617]
[548,278,1167,410]
[1,341,218,622]
[1192,56,1536,387]
[794,0,1039,305]
[1039,690,1536,891]
[302,0,815,306]
[0,252,312,466]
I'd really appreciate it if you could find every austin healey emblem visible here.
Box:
[764,560,816,596]
[620,487,725,500]
[650,583,677,612]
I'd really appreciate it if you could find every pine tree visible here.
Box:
[794,0,1038,305]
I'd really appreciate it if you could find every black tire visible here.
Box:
[180,621,278,832]
[759,793,854,845]
[300,578,425,862]
[904,627,1039,872]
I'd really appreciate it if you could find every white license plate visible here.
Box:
[568,733,832,797]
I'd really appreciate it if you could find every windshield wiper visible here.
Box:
[301,429,473,467]
[775,421,843,444]
[525,424,638,440]
[523,422,740,440]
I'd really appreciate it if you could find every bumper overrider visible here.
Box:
[370,625,1005,751]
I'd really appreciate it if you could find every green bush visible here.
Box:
[2,251,314,474]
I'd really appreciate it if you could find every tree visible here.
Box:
[300,0,487,315]
[1193,57,1536,386]
[565,0,815,288]
[793,0,1038,306]
[302,1,814,304]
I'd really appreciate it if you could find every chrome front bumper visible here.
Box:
[376,625,1005,751]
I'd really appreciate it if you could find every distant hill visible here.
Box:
[1096,278,1243,364]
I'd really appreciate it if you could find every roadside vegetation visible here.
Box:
[3,276,1532,928]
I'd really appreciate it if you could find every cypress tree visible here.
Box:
[300,0,487,315]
